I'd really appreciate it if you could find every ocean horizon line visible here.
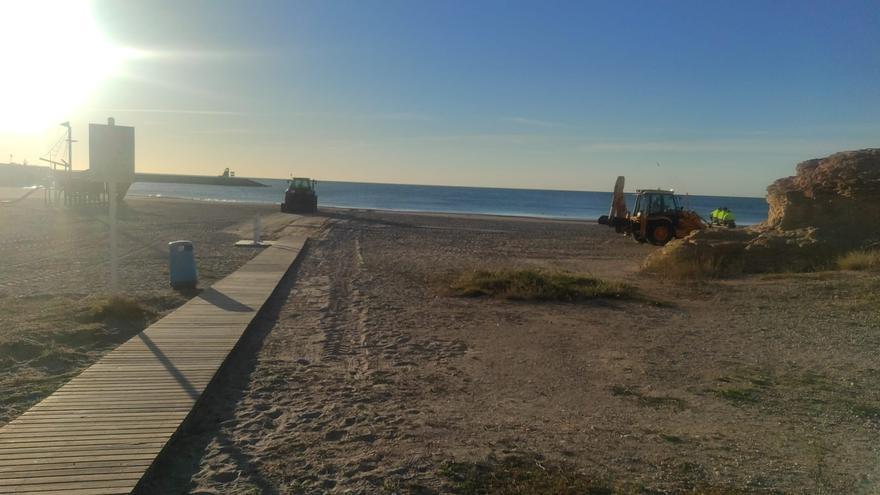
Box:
[246,177,767,200]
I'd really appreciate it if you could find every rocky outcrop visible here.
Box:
[764,148,880,240]
[645,149,880,275]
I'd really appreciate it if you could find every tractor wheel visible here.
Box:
[648,222,674,246]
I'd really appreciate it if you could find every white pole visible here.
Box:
[253,214,261,244]
[109,182,118,293]
[67,123,73,176]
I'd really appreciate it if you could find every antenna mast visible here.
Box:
[61,122,73,173]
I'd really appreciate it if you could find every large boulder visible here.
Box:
[645,149,880,276]
[764,148,880,241]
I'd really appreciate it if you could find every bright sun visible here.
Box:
[0,0,128,133]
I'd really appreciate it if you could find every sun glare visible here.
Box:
[0,0,128,133]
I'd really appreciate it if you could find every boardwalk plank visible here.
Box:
[0,461,150,478]
[0,453,159,468]
[0,477,141,493]
[0,428,180,440]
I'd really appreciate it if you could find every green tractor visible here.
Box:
[280,177,318,214]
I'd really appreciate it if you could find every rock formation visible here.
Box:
[764,148,880,240]
[645,149,880,275]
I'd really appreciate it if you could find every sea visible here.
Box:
[127,179,770,226]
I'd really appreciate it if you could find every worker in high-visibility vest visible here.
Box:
[710,207,723,224]
[719,207,736,227]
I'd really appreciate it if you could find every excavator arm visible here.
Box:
[609,176,627,220]
[598,176,629,230]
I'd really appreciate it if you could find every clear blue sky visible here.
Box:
[1,0,877,196]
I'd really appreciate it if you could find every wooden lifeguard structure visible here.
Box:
[40,120,128,207]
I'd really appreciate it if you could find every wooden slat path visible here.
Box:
[0,230,312,494]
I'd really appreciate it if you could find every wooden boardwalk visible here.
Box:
[0,230,311,494]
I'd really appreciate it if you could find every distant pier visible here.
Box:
[0,164,268,188]
[132,172,267,187]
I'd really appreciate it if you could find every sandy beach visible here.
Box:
[1,0,876,491]
[18,202,859,494]
[1,196,879,493]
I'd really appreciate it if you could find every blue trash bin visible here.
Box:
[169,240,198,289]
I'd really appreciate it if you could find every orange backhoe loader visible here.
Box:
[598,176,705,245]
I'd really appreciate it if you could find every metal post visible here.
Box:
[67,124,72,175]
[66,124,72,206]
[109,182,118,293]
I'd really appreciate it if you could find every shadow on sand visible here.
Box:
[197,287,253,313]
[132,243,311,494]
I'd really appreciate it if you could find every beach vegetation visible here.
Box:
[609,385,686,410]
[78,295,156,322]
[837,249,880,271]
[439,456,619,495]
[642,248,744,280]
[713,368,774,405]
[851,403,880,421]
[716,387,763,404]
[660,433,685,444]
[438,455,761,494]
[448,270,632,302]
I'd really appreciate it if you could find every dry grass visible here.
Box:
[609,385,687,410]
[1,292,183,424]
[438,456,620,495]
[435,455,756,495]
[78,295,156,322]
[448,270,633,302]
[643,249,744,280]
[837,250,880,271]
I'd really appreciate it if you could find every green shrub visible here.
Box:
[449,270,632,302]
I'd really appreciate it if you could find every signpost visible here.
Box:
[89,118,135,293]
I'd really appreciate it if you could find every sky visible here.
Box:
[0,0,877,197]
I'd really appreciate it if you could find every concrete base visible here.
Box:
[235,240,275,247]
